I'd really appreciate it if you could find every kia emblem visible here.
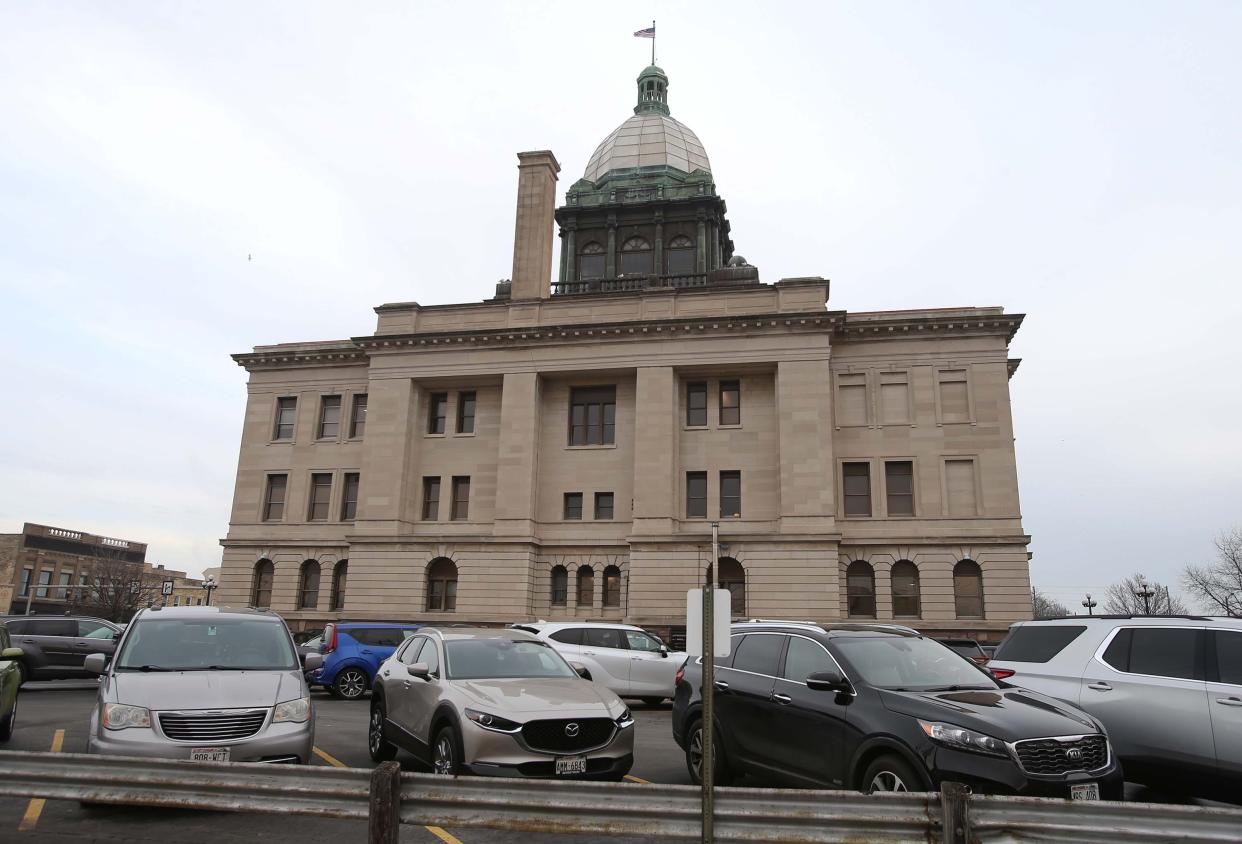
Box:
[1066,748,1083,761]
[565,722,580,737]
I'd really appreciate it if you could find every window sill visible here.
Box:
[313,437,339,444]
[424,433,447,438]
[452,432,477,438]
[565,444,617,450]
[718,424,743,430]
[683,425,709,432]
[268,439,294,445]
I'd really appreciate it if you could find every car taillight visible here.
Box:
[324,624,337,653]
[674,665,685,687]
[990,667,1015,680]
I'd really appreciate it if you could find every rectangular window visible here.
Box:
[719,470,741,518]
[428,393,448,434]
[341,472,360,521]
[563,492,583,520]
[172,596,180,606]
[421,477,441,520]
[19,568,32,597]
[263,474,288,521]
[318,395,341,438]
[451,476,470,520]
[719,380,740,426]
[885,461,915,516]
[595,492,614,520]
[843,462,871,517]
[945,459,978,516]
[56,571,72,600]
[36,569,52,598]
[686,382,707,427]
[879,372,910,425]
[836,373,867,426]
[308,473,333,521]
[686,472,707,519]
[456,391,476,434]
[350,394,368,438]
[273,397,297,440]
[939,370,970,423]
[568,386,616,446]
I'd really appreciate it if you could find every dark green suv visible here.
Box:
[0,624,23,741]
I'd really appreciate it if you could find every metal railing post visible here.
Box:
[940,781,972,844]
[702,521,719,843]
[368,760,401,844]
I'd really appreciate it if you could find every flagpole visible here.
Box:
[652,19,656,65]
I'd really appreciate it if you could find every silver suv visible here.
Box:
[368,627,634,779]
[85,606,321,764]
[989,615,1242,800]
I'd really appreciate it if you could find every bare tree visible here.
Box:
[69,549,163,623]
[1183,528,1242,617]
[1103,573,1189,615]
[1032,588,1071,619]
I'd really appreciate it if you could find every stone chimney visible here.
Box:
[509,150,560,300]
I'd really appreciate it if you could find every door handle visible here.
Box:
[1217,697,1242,707]
[1086,682,1112,691]
[771,693,792,705]
[713,680,729,691]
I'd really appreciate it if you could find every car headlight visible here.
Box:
[102,703,151,730]
[273,697,311,724]
[919,720,1008,757]
[464,708,522,734]
[615,707,634,729]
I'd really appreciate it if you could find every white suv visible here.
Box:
[513,622,684,705]
[988,615,1242,801]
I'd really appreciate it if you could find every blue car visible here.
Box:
[311,622,421,700]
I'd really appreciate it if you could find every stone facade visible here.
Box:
[1,523,148,616]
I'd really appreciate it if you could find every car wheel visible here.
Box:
[640,697,665,707]
[861,753,923,794]
[368,699,398,763]
[684,718,732,786]
[431,725,462,776]
[331,668,369,700]
[0,696,15,742]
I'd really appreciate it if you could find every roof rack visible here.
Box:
[1031,614,1218,622]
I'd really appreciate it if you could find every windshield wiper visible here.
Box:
[922,684,995,692]
[122,665,172,672]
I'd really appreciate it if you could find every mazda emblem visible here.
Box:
[564,723,580,737]
[1066,748,1083,761]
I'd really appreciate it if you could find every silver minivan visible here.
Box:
[989,615,1242,801]
[86,606,321,764]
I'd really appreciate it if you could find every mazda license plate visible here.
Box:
[1070,783,1099,801]
[190,747,231,762]
[555,755,586,775]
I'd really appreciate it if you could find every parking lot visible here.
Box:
[1,680,1229,843]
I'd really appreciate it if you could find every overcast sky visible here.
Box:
[1,2,1239,603]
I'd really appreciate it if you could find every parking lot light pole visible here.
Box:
[702,520,718,844]
[1081,594,1097,616]
[1135,580,1155,615]
[203,576,218,606]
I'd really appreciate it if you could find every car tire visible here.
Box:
[330,668,369,700]
[640,697,665,707]
[431,724,463,776]
[861,753,924,794]
[684,717,732,787]
[368,699,398,763]
[0,696,15,742]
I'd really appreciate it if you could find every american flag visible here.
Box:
[634,26,655,38]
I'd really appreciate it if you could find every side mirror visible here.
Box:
[83,653,108,675]
[659,646,669,659]
[302,653,323,672]
[1,647,23,661]
[407,662,430,680]
[570,662,592,681]
[805,670,852,694]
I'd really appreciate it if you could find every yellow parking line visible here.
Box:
[624,774,650,783]
[18,729,65,831]
[313,746,464,843]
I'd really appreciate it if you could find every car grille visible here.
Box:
[520,718,615,753]
[158,709,268,743]
[1014,735,1108,776]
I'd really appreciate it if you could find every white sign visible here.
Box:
[161,580,174,596]
[685,589,732,658]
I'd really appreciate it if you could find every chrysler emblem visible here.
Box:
[1066,748,1083,761]
[565,723,580,737]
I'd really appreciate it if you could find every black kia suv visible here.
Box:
[671,621,1124,799]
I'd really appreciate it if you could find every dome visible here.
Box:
[583,114,711,183]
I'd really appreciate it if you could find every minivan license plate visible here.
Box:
[555,756,586,775]
[190,747,230,762]
[1070,783,1099,801]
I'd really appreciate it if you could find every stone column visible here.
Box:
[567,567,578,613]
[557,230,568,285]
[352,376,419,536]
[564,225,577,284]
[696,215,707,274]
[510,150,560,300]
[493,372,541,537]
[631,367,677,534]
[605,216,617,279]
[654,212,664,279]
[776,359,836,533]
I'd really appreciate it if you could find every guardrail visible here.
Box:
[2,750,1241,843]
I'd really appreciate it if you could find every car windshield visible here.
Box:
[115,618,297,671]
[833,636,997,692]
[444,638,577,680]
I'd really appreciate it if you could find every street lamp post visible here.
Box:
[202,577,218,606]
[1081,593,1097,616]
[1134,580,1155,615]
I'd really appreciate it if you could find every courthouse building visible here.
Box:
[217,65,1033,643]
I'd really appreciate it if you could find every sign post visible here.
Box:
[161,580,174,597]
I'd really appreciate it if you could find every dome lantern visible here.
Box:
[634,65,670,117]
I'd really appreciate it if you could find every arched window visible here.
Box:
[891,560,920,618]
[706,558,746,616]
[577,565,595,607]
[329,560,348,611]
[665,235,695,276]
[297,560,321,610]
[250,559,273,609]
[578,241,605,280]
[954,559,985,618]
[846,560,876,618]
[619,237,652,276]
[426,558,458,612]
[603,565,622,608]
[550,565,568,607]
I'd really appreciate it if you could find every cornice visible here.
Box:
[835,312,1024,343]
[232,343,368,371]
